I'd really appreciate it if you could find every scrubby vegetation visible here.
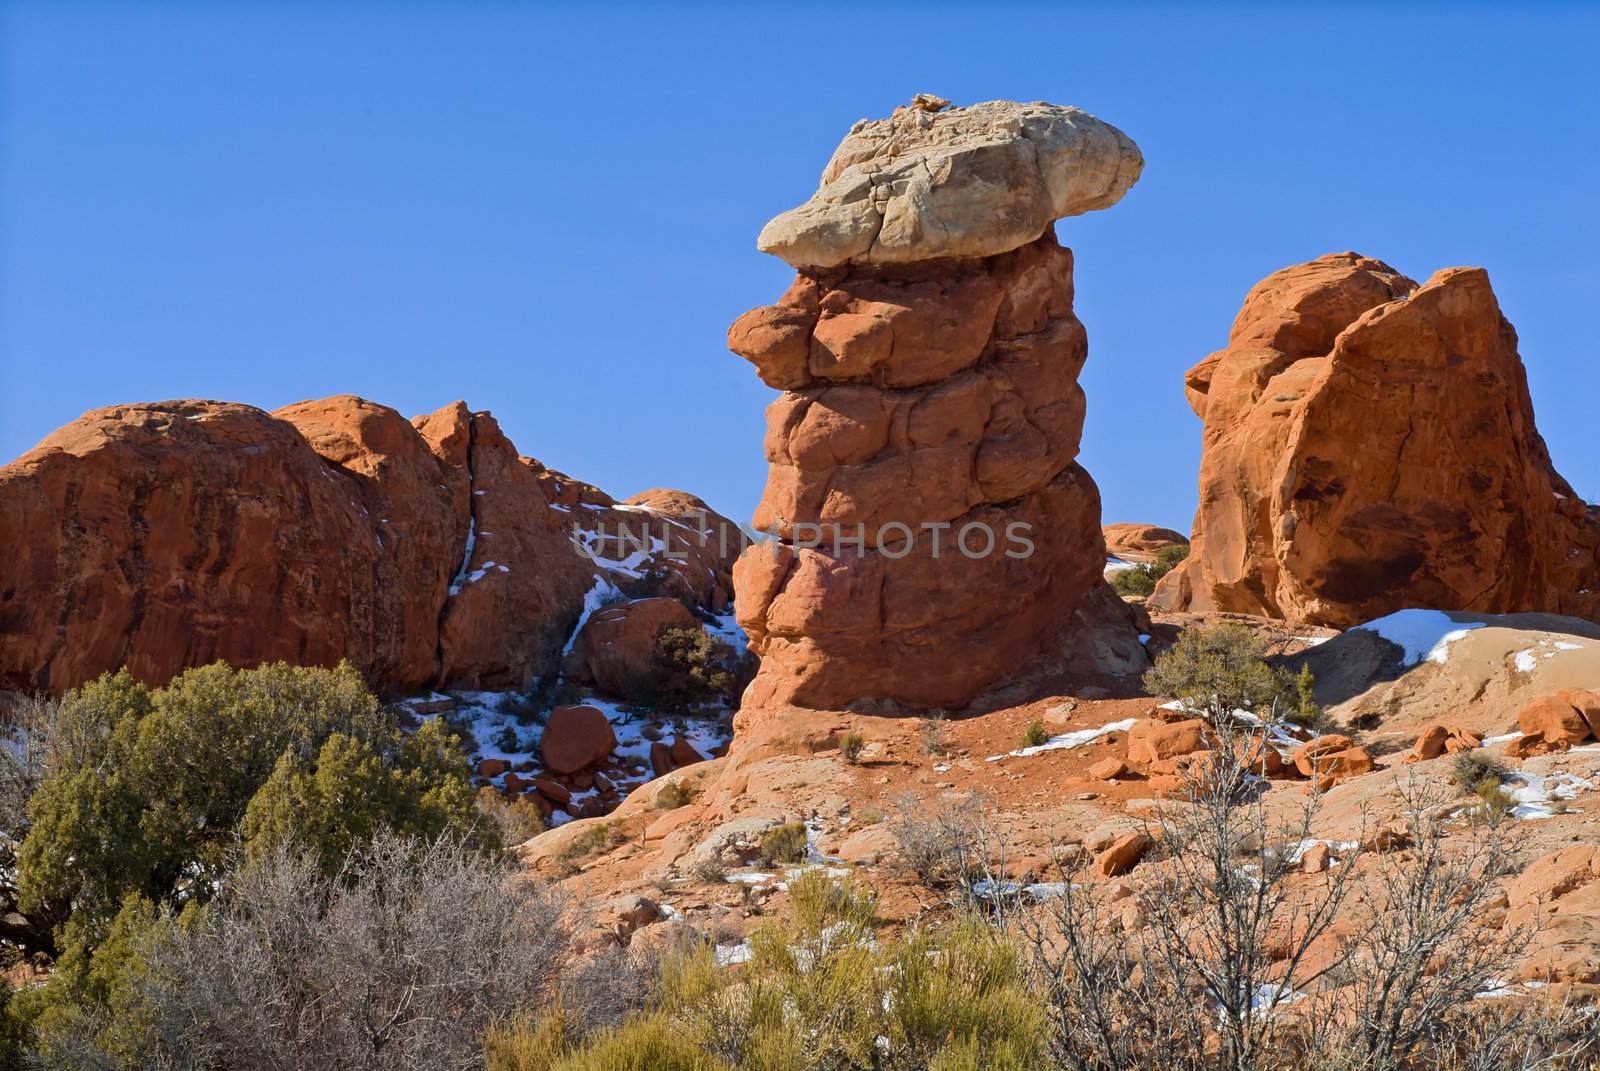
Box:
[839,730,865,763]
[1111,542,1189,597]
[1451,749,1513,793]
[0,651,1592,1070]
[1144,622,1303,726]
[757,821,809,866]
[16,833,565,1070]
[651,625,737,710]
[0,661,523,1065]
[1021,718,1050,748]
[485,871,1047,1071]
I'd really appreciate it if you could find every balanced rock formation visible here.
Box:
[731,98,1149,712]
[1152,253,1600,627]
[758,99,1142,269]
[0,395,741,695]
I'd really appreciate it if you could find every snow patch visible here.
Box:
[986,718,1138,762]
[1353,610,1486,666]
[1504,771,1594,820]
[560,574,622,656]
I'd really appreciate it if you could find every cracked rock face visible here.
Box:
[1151,252,1600,627]
[758,100,1142,269]
[731,98,1150,714]
[0,395,740,694]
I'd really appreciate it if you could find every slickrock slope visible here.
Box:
[0,395,740,694]
[1103,523,1188,564]
[1152,253,1600,627]
[730,98,1149,713]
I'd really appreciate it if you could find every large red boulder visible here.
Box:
[0,394,730,696]
[1127,718,1213,765]
[1150,253,1600,627]
[540,705,618,774]
[0,398,471,693]
[563,596,700,701]
[1515,694,1594,751]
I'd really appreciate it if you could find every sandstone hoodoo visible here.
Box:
[0,394,743,695]
[1151,252,1600,627]
[730,98,1151,712]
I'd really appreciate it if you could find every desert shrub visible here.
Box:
[9,892,165,1069]
[14,661,459,942]
[1015,740,1573,1071]
[1111,543,1190,598]
[690,857,728,884]
[889,794,993,892]
[477,786,549,845]
[1152,542,1190,573]
[1021,719,1050,748]
[652,626,736,710]
[486,1009,573,1071]
[558,821,628,866]
[559,942,664,1040]
[1111,566,1158,597]
[1285,664,1326,729]
[883,919,1047,1069]
[919,715,949,756]
[1451,749,1512,793]
[127,832,566,1071]
[757,821,808,866]
[1143,623,1296,725]
[1470,778,1518,826]
[524,872,1047,1071]
[653,777,693,810]
[549,1014,722,1071]
[17,832,563,1070]
[241,716,486,875]
[839,730,866,763]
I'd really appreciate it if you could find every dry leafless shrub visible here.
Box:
[140,830,569,1071]
[1015,720,1593,1071]
[889,792,1014,904]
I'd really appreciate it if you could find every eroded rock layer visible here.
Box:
[731,98,1149,713]
[1152,252,1600,627]
[0,395,740,694]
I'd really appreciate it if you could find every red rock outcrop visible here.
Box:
[1103,523,1188,564]
[0,395,740,695]
[728,99,1150,713]
[1152,253,1600,627]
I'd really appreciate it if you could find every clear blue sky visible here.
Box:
[4,3,1597,531]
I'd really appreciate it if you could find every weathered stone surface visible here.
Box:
[422,407,593,690]
[1516,694,1593,750]
[1292,734,1354,777]
[0,398,458,694]
[1103,523,1188,564]
[758,99,1142,268]
[1096,831,1152,877]
[0,394,737,696]
[733,226,1148,712]
[541,704,618,774]
[1403,723,1482,763]
[1151,253,1600,627]
[1127,718,1212,765]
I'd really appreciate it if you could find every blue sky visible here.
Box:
[3,3,1597,531]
